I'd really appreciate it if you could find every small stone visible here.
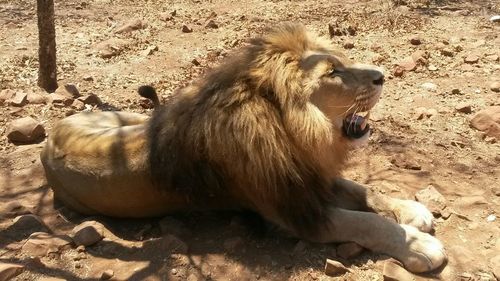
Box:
[486,214,496,222]
[490,81,500,93]
[451,88,461,95]
[464,54,479,64]
[383,261,414,281]
[143,45,158,56]
[94,38,130,59]
[470,106,500,140]
[343,41,355,49]
[411,50,428,65]
[115,18,146,34]
[415,185,447,216]
[160,12,173,21]
[22,232,72,257]
[410,36,421,45]
[205,19,218,29]
[223,237,244,253]
[455,103,472,114]
[398,57,417,71]
[83,75,94,81]
[10,215,48,237]
[191,58,201,66]
[71,99,85,111]
[101,269,114,280]
[77,93,101,106]
[0,89,15,104]
[440,48,454,57]
[9,92,28,106]
[76,245,86,252]
[421,82,437,92]
[324,259,349,277]
[337,242,363,260]
[50,93,74,106]
[27,92,48,104]
[486,54,499,62]
[490,15,500,22]
[55,83,80,98]
[0,262,24,281]
[182,25,193,33]
[6,117,46,143]
[428,65,438,71]
[72,221,105,246]
[393,66,405,77]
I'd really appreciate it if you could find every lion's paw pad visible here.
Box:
[399,224,446,273]
[394,200,434,233]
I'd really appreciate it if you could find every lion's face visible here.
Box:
[306,51,384,139]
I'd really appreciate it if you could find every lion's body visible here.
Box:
[41,24,446,273]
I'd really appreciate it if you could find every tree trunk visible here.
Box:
[37,0,58,92]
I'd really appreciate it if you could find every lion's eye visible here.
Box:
[328,68,342,76]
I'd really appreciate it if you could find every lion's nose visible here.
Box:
[373,74,384,86]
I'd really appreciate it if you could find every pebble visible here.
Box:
[415,185,446,216]
[383,260,414,281]
[71,99,85,110]
[191,58,201,66]
[94,38,130,59]
[115,19,146,34]
[205,19,218,29]
[415,107,437,120]
[455,102,472,114]
[72,221,105,246]
[337,242,364,259]
[6,117,46,143]
[398,57,417,71]
[143,45,158,56]
[10,214,48,237]
[101,269,114,280]
[9,92,28,106]
[182,25,193,33]
[409,36,421,45]
[440,48,454,57]
[0,89,15,104]
[421,82,437,92]
[470,106,500,140]
[464,54,479,64]
[49,93,74,106]
[343,41,355,49]
[55,83,80,98]
[490,81,500,93]
[22,232,72,257]
[83,75,94,81]
[411,50,428,65]
[451,88,461,95]
[324,259,349,277]
[77,93,101,106]
[0,263,24,281]
[27,92,48,104]
[486,214,496,222]
[490,15,500,22]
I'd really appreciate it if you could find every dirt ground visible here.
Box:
[1,0,499,280]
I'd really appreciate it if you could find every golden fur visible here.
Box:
[41,24,446,273]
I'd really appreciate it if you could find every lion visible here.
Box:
[41,23,446,273]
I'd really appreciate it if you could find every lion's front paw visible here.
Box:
[397,224,446,273]
[393,200,434,233]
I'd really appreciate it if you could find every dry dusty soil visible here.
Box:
[1,0,499,280]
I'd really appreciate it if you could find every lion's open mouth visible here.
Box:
[342,111,370,139]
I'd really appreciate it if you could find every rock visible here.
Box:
[223,237,244,253]
[182,25,193,33]
[0,263,24,281]
[486,54,499,62]
[490,15,500,22]
[205,19,218,29]
[415,107,437,120]
[490,81,500,93]
[77,93,101,106]
[451,88,461,95]
[411,50,428,65]
[27,92,48,104]
[10,214,48,237]
[455,103,472,114]
[393,66,405,77]
[464,54,479,64]
[398,57,417,72]
[72,221,105,246]
[22,232,72,257]
[101,269,114,280]
[337,242,364,260]
[191,58,201,66]
[324,259,349,277]
[415,185,446,216]
[94,38,130,59]
[115,18,146,34]
[343,41,355,49]
[421,82,437,92]
[71,99,85,110]
[143,45,158,56]
[55,84,80,98]
[0,202,30,219]
[160,12,173,21]
[427,65,438,71]
[383,261,414,281]
[6,117,46,143]
[470,106,500,140]
[0,89,15,104]
[9,91,28,106]
[159,216,191,237]
[440,48,454,57]
[83,75,94,81]
[410,36,421,45]
[49,93,74,106]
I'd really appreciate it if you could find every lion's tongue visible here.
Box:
[342,113,370,139]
